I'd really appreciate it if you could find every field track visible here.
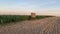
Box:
[0,17,60,34]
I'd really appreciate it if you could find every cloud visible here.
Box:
[0,0,60,16]
[39,1,56,6]
[35,8,60,16]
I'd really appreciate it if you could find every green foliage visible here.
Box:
[36,16,53,19]
[0,15,53,24]
[0,15,29,24]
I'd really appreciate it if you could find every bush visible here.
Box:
[0,15,29,24]
[0,15,53,24]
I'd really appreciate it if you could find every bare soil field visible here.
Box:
[0,17,60,34]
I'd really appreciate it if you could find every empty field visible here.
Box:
[0,17,60,34]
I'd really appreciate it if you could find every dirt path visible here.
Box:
[0,17,60,34]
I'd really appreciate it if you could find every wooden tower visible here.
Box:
[31,12,36,19]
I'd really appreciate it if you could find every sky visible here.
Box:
[0,0,60,16]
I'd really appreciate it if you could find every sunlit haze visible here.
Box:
[0,0,60,16]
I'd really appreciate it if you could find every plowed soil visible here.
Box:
[0,17,60,34]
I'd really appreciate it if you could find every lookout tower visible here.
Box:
[31,12,36,19]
